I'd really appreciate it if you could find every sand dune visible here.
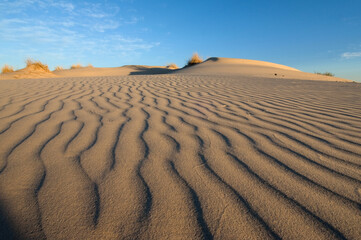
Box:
[54,65,173,78]
[0,60,360,239]
[175,57,352,82]
[1,57,353,82]
[0,65,172,80]
[0,64,57,80]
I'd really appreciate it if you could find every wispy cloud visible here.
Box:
[92,20,120,32]
[342,51,361,59]
[0,0,75,14]
[125,16,143,24]
[0,0,158,66]
[47,1,75,12]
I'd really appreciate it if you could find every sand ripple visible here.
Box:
[0,76,360,239]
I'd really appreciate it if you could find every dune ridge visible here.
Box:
[1,57,353,82]
[0,73,360,239]
[175,57,352,82]
[204,57,301,71]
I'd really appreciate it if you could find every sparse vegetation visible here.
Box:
[54,66,64,71]
[1,64,14,74]
[70,63,93,69]
[166,63,179,69]
[185,53,203,67]
[71,64,83,69]
[25,58,50,72]
[315,72,335,77]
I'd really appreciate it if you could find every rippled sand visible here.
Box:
[0,65,360,239]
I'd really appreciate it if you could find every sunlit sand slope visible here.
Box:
[0,75,360,239]
[175,57,352,82]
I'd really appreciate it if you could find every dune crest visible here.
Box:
[205,57,301,71]
[1,57,353,82]
[175,57,352,82]
[55,65,173,78]
[0,62,56,80]
[0,65,173,80]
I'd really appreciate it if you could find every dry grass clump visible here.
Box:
[166,63,179,69]
[315,72,335,77]
[71,63,83,69]
[54,66,64,71]
[186,53,203,67]
[25,58,50,72]
[1,64,14,74]
[70,63,93,69]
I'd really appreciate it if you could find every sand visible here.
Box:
[176,58,352,82]
[0,58,360,239]
[0,65,173,80]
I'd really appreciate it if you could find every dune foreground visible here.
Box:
[0,60,360,239]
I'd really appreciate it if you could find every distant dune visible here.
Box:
[1,57,353,82]
[175,57,352,82]
[0,64,172,80]
[0,58,360,239]
[54,65,174,78]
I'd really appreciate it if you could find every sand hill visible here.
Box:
[0,65,172,80]
[1,57,353,82]
[54,65,173,78]
[0,62,57,80]
[0,58,360,239]
[175,57,352,82]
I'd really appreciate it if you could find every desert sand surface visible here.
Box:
[54,65,173,78]
[0,58,360,239]
[176,58,352,82]
[0,57,353,82]
[0,65,172,80]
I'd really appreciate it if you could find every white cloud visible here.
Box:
[93,20,120,32]
[0,0,140,30]
[60,20,75,27]
[342,51,361,59]
[0,0,75,13]
[0,0,157,62]
[112,35,143,43]
[0,18,27,24]
[49,2,75,12]
[114,43,159,52]
[125,16,142,24]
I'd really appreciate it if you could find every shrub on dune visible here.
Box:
[70,63,93,69]
[71,64,82,69]
[166,63,179,69]
[54,66,64,71]
[185,53,203,67]
[315,72,335,77]
[25,58,50,72]
[1,64,14,74]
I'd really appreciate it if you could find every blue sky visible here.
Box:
[1,0,361,81]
